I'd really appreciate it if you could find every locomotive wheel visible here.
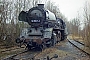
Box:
[39,45,43,51]
[27,47,32,51]
[60,34,64,41]
[43,44,47,50]
[46,40,52,47]
[35,45,43,51]
[25,44,32,51]
[46,44,51,47]
[51,39,55,46]
[51,34,57,46]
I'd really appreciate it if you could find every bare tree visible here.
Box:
[82,1,90,47]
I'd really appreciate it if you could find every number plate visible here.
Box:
[31,20,40,22]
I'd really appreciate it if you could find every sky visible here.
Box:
[51,0,87,21]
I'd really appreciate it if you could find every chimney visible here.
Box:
[38,4,44,8]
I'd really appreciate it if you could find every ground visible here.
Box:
[35,40,90,60]
[0,37,90,60]
[0,46,25,59]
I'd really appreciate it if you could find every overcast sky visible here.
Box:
[51,0,87,20]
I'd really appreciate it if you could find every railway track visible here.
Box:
[1,47,24,53]
[2,48,42,60]
[2,50,28,60]
[68,39,90,56]
[2,38,90,60]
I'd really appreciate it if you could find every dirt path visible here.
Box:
[35,40,90,60]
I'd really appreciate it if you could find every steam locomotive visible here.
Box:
[16,4,68,50]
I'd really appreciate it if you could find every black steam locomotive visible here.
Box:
[16,4,68,50]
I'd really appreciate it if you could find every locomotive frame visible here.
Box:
[16,4,68,50]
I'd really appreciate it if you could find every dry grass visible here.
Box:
[84,38,90,48]
[68,35,83,40]
[68,35,84,43]
[0,47,25,59]
[70,35,90,48]
[35,48,70,59]
[68,34,90,54]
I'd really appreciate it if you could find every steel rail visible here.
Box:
[68,39,90,56]
[2,50,28,60]
[1,47,24,53]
